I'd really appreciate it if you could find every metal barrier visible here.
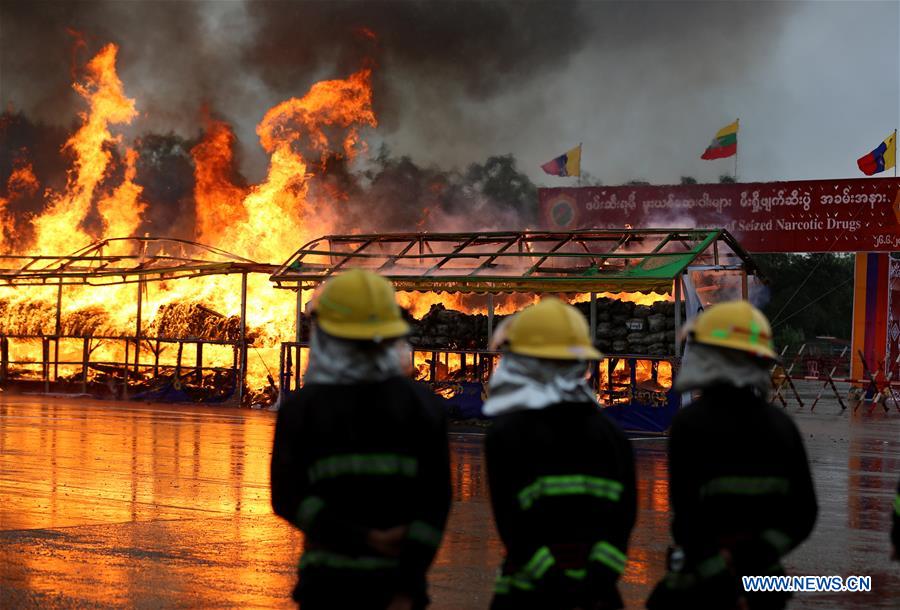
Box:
[768,343,900,414]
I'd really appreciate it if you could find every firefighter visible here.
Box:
[483,298,637,610]
[647,300,818,610]
[270,269,451,610]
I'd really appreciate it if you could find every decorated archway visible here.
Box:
[539,177,900,382]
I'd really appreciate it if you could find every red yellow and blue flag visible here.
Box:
[541,144,581,177]
[857,131,896,176]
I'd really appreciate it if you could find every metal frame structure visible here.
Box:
[0,237,278,403]
[272,229,760,407]
[0,237,274,286]
[271,229,758,295]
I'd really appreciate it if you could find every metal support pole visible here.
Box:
[54,282,62,382]
[487,294,495,345]
[295,345,302,390]
[122,338,129,399]
[232,344,238,395]
[238,272,248,405]
[195,342,203,383]
[295,288,303,343]
[741,271,749,301]
[42,337,49,393]
[0,336,8,385]
[279,343,287,396]
[81,338,89,393]
[134,280,143,375]
[674,274,683,357]
[175,341,183,382]
[295,288,304,390]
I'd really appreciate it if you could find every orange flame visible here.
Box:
[31,43,138,255]
[397,291,669,319]
[210,68,376,263]
[0,160,39,251]
[96,148,146,251]
[191,113,248,245]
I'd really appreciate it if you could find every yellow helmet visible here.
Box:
[685,300,777,360]
[312,269,410,341]
[497,297,602,361]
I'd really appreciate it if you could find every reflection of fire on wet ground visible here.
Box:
[3,386,894,609]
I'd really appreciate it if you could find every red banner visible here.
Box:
[538,178,900,253]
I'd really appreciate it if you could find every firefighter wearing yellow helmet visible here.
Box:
[271,269,450,610]
[648,300,817,610]
[483,298,637,610]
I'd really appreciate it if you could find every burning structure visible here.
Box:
[0,42,375,401]
[271,229,759,432]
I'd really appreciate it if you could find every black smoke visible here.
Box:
[0,0,802,253]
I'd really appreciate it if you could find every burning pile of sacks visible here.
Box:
[406,298,683,355]
[588,299,680,356]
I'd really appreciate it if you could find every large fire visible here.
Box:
[0,41,668,399]
[0,42,376,392]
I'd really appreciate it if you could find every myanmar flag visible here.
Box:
[857,132,896,176]
[701,120,739,160]
[541,144,581,177]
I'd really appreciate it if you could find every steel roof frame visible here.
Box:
[0,237,277,286]
[270,228,758,294]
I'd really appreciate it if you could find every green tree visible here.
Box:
[464,154,537,221]
[754,253,854,347]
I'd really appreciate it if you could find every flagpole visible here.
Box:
[578,142,583,186]
[734,118,739,181]
[895,128,897,178]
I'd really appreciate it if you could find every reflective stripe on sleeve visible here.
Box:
[521,546,556,581]
[696,553,727,579]
[517,475,624,510]
[762,528,793,555]
[564,568,587,581]
[307,453,418,483]
[699,476,790,498]
[299,550,400,571]
[589,540,627,574]
[494,547,556,594]
[296,495,325,530]
[408,520,443,548]
[494,574,511,595]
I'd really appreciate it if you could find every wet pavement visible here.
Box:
[0,385,897,608]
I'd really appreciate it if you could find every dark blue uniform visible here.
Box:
[486,402,636,610]
[271,377,451,609]
[648,385,817,610]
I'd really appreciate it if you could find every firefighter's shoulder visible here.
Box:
[390,376,448,422]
